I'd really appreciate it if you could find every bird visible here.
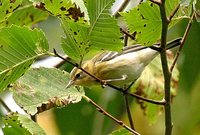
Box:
[66,38,181,88]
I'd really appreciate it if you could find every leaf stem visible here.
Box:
[170,11,195,72]
[83,95,140,135]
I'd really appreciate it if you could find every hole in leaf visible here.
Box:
[30,14,34,21]
[3,78,6,81]
[60,7,66,11]
[10,0,16,3]
[144,24,147,27]
[0,45,3,48]
[150,3,153,7]
[141,14,145,19]
[74,31,77,35]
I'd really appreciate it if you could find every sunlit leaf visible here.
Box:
[3,113,45,135]
[87,0,122,51]
[44,0,73,17]
[121,0,186,46]
[0,25,49,92]
[0,5,49,27]
[0,0,23,23]
[61,19,90,61]
[11,68,84,115]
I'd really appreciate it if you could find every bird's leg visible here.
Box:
[103,74,128,82]
[101,74,128,87]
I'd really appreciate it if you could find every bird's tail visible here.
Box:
[166,38,182,50]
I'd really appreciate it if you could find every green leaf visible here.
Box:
[61,0,122,61]
[61,19,90,61]
[3,113,45,135]
[121,0,184,46]
[11,68,84,115]
[0,25,49,92]
[44,0,73,17]
[87,0,122,51]
[0,5,49,27]
[0,0,23,23]
[121,1,162,46]
[109,128,132,135]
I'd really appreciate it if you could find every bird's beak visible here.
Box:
[66,80,74,88]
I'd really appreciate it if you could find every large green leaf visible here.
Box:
[0,5,49,27]
[61,0,122,61]
[61,19,90,61]
[11,68,84,115]
[87,0,122,50]
[0,0,23,23]
[0,25,49,92]
[121,0,186,46]
[3,113,45,135]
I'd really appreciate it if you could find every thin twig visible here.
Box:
[113,0,130,17]
[53,49,166,105]
[168,4,180,21]
[170,11,195,72]
[124,95,135,130]
[124,34,128,47]
[159,0,172,134]
[83,95,140,135]
[0,98,11,112]
[120,28,136,40]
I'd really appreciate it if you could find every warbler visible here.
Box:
[66,38,181,88]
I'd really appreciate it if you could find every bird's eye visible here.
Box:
[75,73,81,79]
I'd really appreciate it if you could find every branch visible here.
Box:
[120,28,136,40]
[83,95,140,135]
[113,0,130,17]
[53,49,166,105]
[159,0,172,134]
[170,11,195,72]
[0,98,11,112]
[168,4,180,21]
[124,95,135,130]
